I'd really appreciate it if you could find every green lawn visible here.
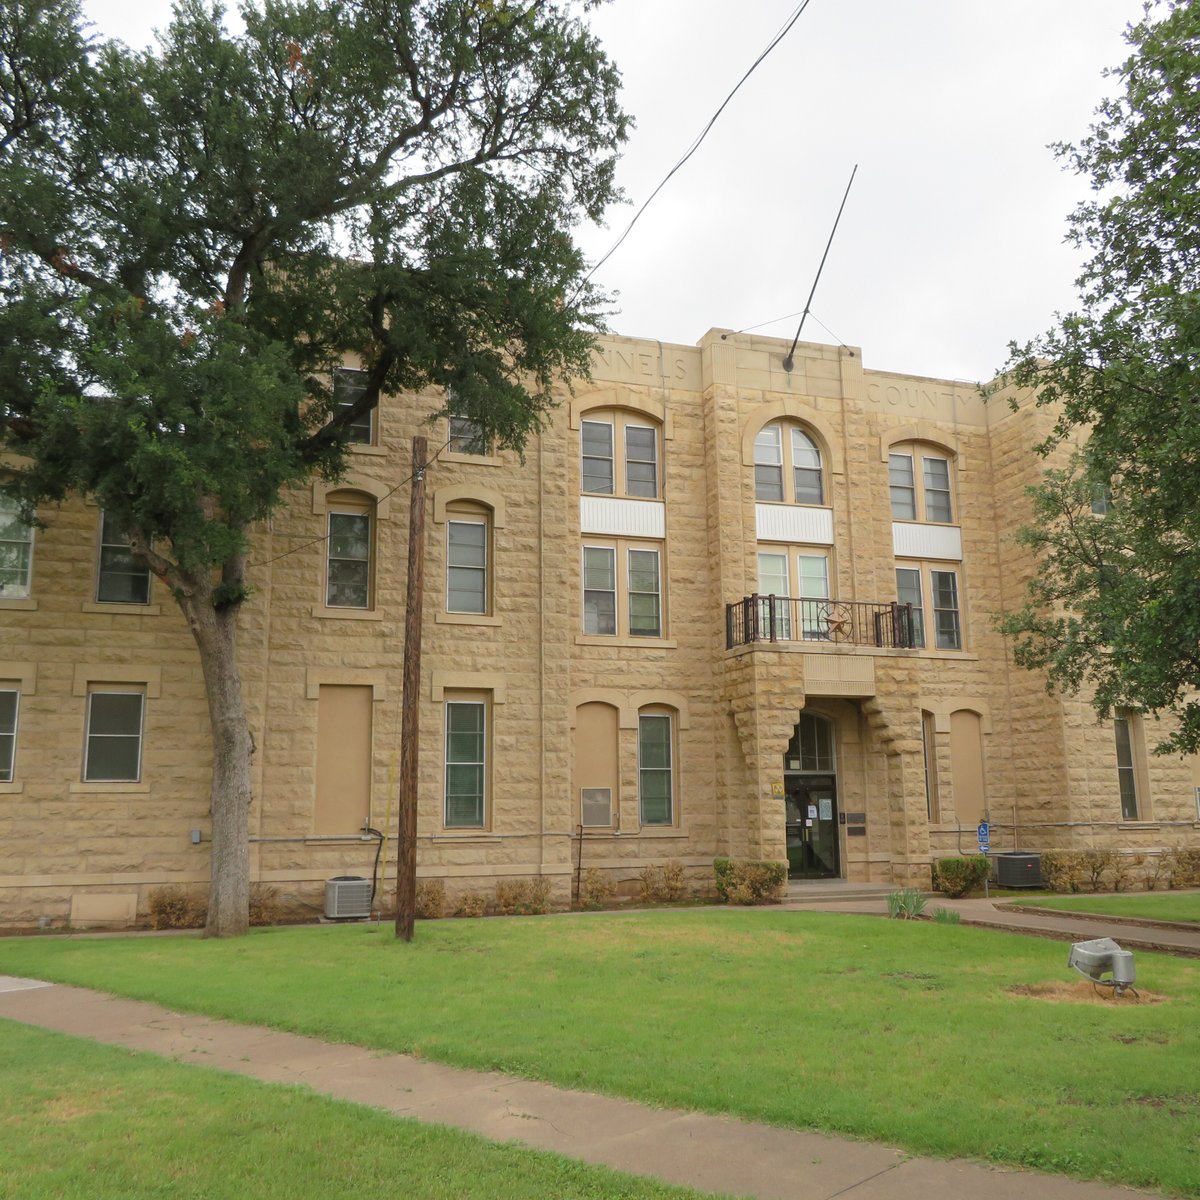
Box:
[2,910,1199,1196]
[0,1020,728,1200]
[1010,892,1200,924]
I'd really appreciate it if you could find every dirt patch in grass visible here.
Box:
[1006,981,1167,1005]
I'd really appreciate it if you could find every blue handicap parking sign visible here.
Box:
[977,820,990,852]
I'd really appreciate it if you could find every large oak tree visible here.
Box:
[0,0,628,933]
[997,0,1200,755]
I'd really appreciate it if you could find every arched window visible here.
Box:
[888,443,954,523]
[580,409,662,499]
[753,423,824,505]
[325,491,374,610]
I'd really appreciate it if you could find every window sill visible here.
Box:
[636,826,688,837]
[69,781,151,794]
[436,612,502,628]
[431,832,499,842]
[347,444,388,457]
[0,781,23,794]
[81,602,162,616]
[311,606,385,621]
[0,597,36,611]
[443,450,504,468]
[1117,821,1157,830]
[575,635,677,649]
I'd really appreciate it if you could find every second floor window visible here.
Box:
[896,565,961,650]
[753,424,824,505]
[326,500,372,609]
[84,689,145,782]
[580,413,660,499]
[97,513,151,604]
[446,516,489,614]
[582,541,664,638]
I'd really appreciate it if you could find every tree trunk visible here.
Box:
[182,589,254,937]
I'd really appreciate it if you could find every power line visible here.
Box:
[247,436,454,569]
[575,0,818,297]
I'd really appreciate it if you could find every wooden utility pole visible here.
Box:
[395,435,427,942]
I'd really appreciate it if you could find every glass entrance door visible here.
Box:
[784,774,839,878]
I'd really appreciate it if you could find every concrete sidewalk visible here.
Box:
[0,975,1155,1200]
[779,892,1200,958]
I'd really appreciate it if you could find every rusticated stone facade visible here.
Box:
[1,329,1197,926]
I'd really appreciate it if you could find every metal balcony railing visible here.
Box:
[725,595,918,650]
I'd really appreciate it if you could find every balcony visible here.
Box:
[725,596,918,651]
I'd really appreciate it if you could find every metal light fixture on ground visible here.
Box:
[1068,937,1137,998]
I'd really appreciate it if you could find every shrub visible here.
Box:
[495,877,552,916]
[932,856,990,898]
[1111,854,1140,893]
[453,891,486,918]
[931,906,961,924]
[714,859,786,906]
[638,861,686,904]
[1040,850,1085,893]
[248,883,282,927]
[886,888,926,919]
[147,886,206,930]
[1084,849,1116,892]
[415,879,446,920]
[1146,851,1169,891]
[579,867,614,911]
[1163,847,1200,890]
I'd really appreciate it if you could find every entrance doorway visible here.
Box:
[784,713,840,879]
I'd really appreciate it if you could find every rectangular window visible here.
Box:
[96,512,151,604]
[931,570,961,650]
[888,453,916,520]
[922,457,952,522]
[624,424,658,498]
[580,787,613,827]
[581,420,614,494]
[444,700,486,828]
[753,426,784,502]
[334,368,374,445]
[638,713,673,826]
[0,688,18,782]
[757,551,792,640]
[327,509,371,608]
[0,494,33,599]
[797,553,829,639]
[447,519,488,614]
[84,690,144,782]
[447,391,486,455]
[582,546,617,634]
[896,567,924,648]
[627,548,661,637]
[1091,484,1112,515]
[1114,716,1139,820]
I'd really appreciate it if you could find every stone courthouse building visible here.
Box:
[2,330,1198,925]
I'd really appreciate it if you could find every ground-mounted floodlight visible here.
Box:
[1068,937,1138,998]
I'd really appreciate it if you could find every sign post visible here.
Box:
[977,820,990,898]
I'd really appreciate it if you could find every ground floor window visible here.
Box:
[638,711,673,825]
[0,688,18,782]
[445,697,487,828]
[84,690,144,782]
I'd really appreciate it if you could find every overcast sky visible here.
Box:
[82,0,1144,382]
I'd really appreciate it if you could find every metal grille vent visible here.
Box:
[581,787,612,827]
[324,876,372,919]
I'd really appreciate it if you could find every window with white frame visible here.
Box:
[444,697,487,828]
[96,512,151,604]
[580,412,661,499]
[889,447,954,523]
[582,541,664,638]
[756,548,829,640]
[84,689,144,782]
[447,392,487,455]
[446,510,489,615]
[0,494,33,599]
[0,688,18,782]
[895,564,961,650]
[753,423,824,505]
[638,710,674,826]
[325,496,373,609]
[333,367,375,445]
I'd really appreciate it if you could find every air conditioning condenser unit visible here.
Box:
[324,876,372,920]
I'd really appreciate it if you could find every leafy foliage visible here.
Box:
[931,855,990,898]
[995,1,1200,752]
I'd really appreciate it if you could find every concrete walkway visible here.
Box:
[0,974,1156,1200]
[779,892,1200,958]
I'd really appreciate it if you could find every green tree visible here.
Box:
[996,0,1200,755]
[0,0,628,934]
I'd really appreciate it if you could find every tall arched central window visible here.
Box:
[754,424,824,505]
